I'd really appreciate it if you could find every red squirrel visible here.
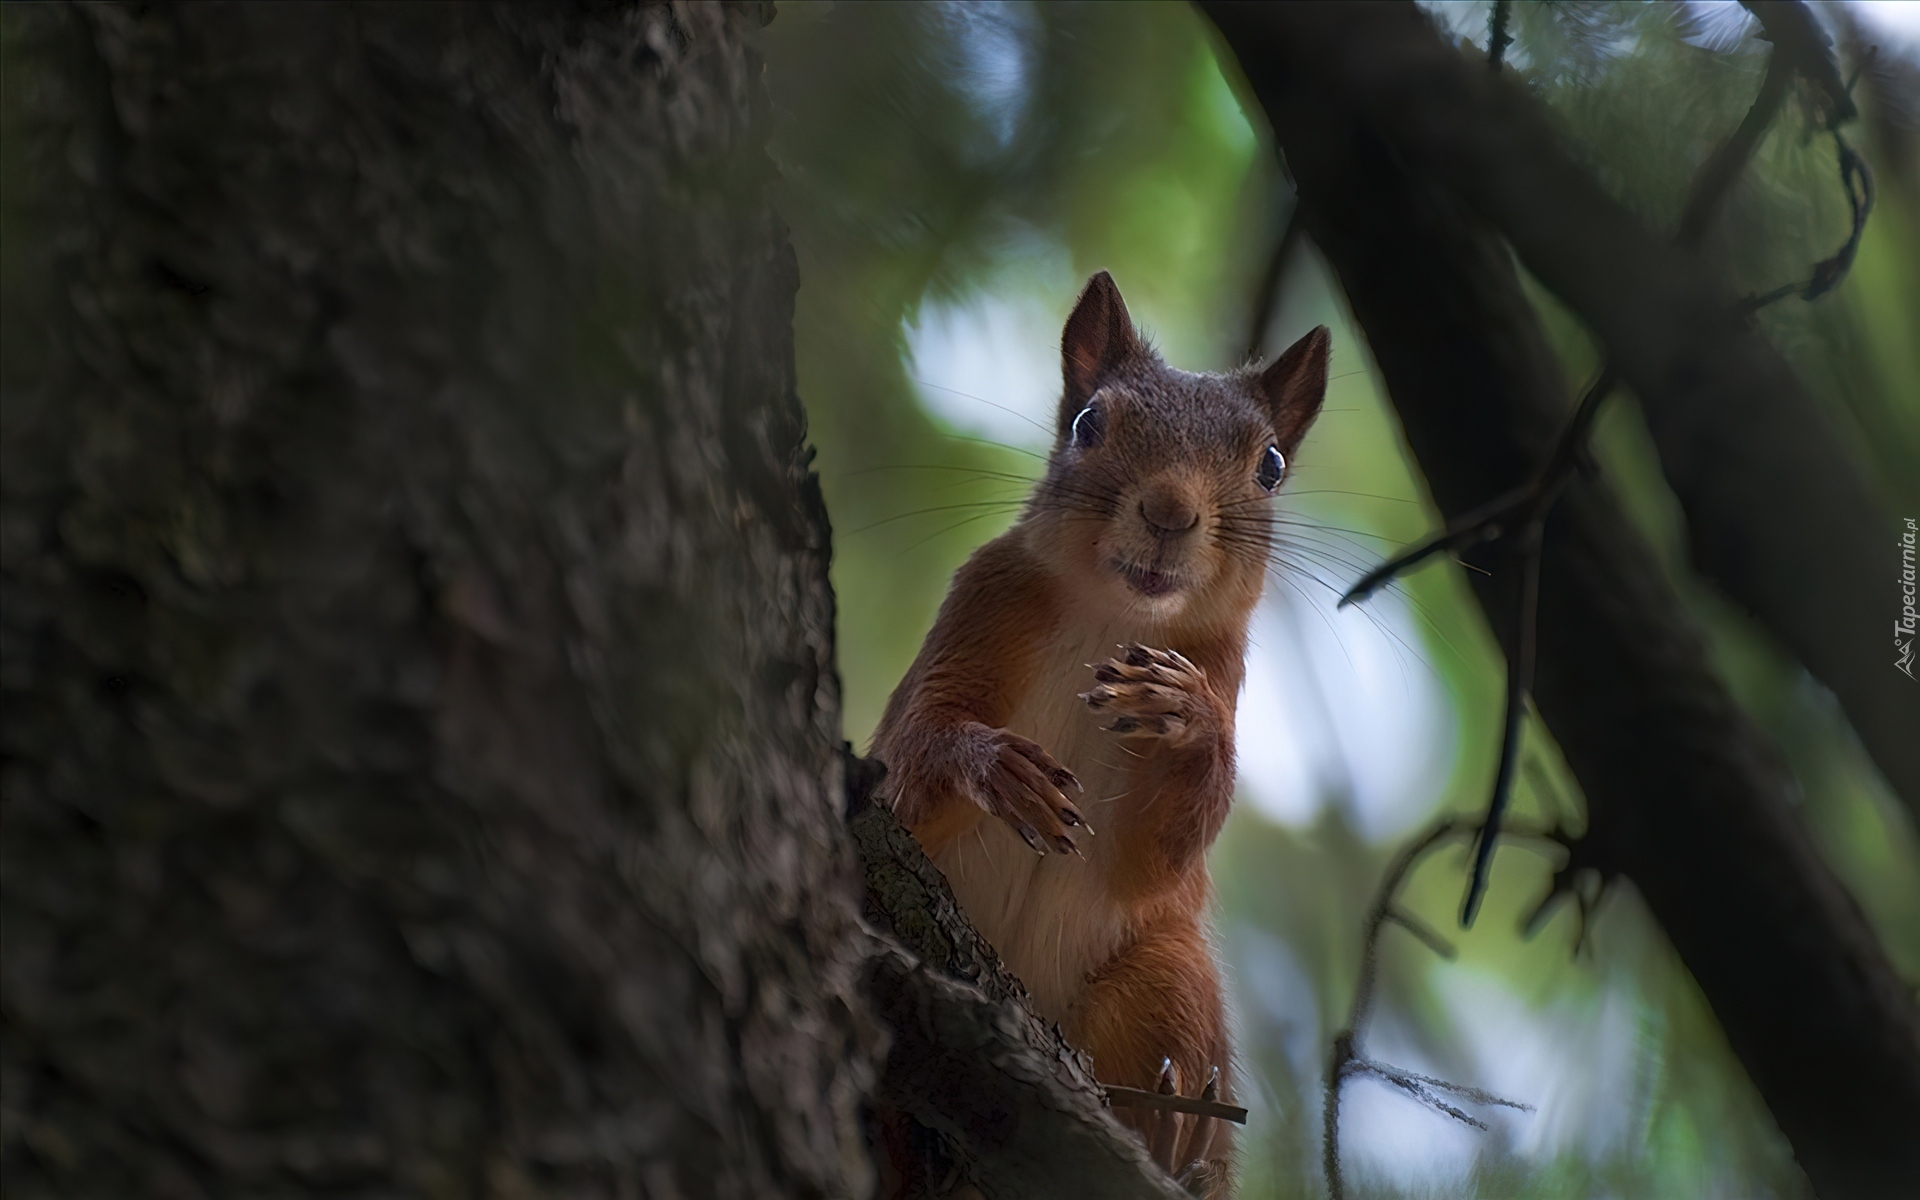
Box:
[872,270,1329,1186]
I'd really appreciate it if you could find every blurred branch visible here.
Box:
[1245,194,1303,359]
[846,754,1190,1200]
[1201,4,1920,1193]
[1676,32,1795,247]
[1323,819,1544,1200]
[1742,0,1855,123]
[1215,1,1920,836]
[1344,0,1827,927]
[1487,0,1511,70]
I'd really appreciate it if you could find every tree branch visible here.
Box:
[1676,27,1795,247]
[1486,0,1511,71]
[1219,1,1920,832]
[1323,819,1542,1200]
[1200,5,1920,1193]
[1244,195,1304,360]
[1340,5,1808,925]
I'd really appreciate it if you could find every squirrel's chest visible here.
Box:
[930,623,1154,1024]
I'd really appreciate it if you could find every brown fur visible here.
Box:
[871,272,1329,1184]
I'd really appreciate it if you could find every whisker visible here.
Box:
[1210,523,1385,576]
[912,378,1056,438]
[1294,493,1424,511]
[844,500,1027,536]
[938,433,1052,462]
[899,508,1026,553]
[844,464,1042,485]
[1264,551,1457,685]
[1269,541,1381,583]
[1226,487,1424,507]
[1272,518,1400,546]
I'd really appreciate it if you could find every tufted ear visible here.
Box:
[1256,325,1330,457]
[1059,271,1142,431]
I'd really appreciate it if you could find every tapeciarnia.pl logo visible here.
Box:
[1899,517,1917,680]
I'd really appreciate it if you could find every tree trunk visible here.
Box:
[1,4,878,1195]
[1201,4,1920,1195]
[2,5,1211,1197]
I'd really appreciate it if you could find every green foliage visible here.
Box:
[762,2,1919,1195]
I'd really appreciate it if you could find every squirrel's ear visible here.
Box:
[1060,271,1141,421]
[1256,325,1330,456]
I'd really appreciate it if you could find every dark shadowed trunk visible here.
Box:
[1,4,878,1194]
[1,5,1208,1197]
[1202,4,1920,1196]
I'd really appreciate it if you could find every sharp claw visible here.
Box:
[1185,1066,1223,1179]
[1150,1057,1181,1171]
[1052,767,1082,793]
[1015,822,1046,855]
[1060,806,1084,827]
[1053,834,1081,857]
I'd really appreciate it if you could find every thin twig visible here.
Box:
[1347,1059,1536,1130]
[1740,133,1875,311]
[1340,365,1614,926]
[1105,1086,1248,1124]
[1733,1,1875,309]
[1339,365,1612,610]
[1337,484,1526,609]
[1465,520,1549,923]
[1323,818,1552,1200]
[1384,907,1458,959]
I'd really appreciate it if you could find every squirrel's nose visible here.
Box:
[1140,488,1199,534]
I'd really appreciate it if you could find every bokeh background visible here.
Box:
[759,3,1920,1196]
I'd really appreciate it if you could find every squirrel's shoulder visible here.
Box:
[932,522,1062,624]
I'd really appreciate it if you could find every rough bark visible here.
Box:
[0,4,877,1196]
[1,5,1230,1198]
[1202,4,1920,1196]
[1216,0,1920,826]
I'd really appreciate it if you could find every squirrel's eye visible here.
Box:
[1256,445,1286,492]
[1070,404,1104,449]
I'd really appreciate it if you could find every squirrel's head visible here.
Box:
[1025,271,1329,628]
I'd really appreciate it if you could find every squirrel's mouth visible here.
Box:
[1110,558,1183,597]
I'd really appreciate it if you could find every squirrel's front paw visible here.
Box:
[1082,644,1213,747]
[968,727,1086,856]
